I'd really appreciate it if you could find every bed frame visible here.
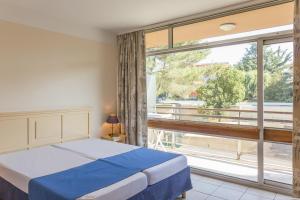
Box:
[0,108,91,154]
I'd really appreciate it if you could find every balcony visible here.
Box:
[148,103,292,185]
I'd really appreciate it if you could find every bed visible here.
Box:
[0,108,192,200]
[53,138,189,186]
[52,138,192,199]
[0,146,148,200]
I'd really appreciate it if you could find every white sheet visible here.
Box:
[53,138,187,185]
[0,146,147,200]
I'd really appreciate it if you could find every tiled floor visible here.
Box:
[186,173,299,200]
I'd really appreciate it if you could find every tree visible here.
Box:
[236,44,257,72]
[264,69,293,102]
[196,64,245,112]
[244,70,257,101]
[264,46,292,73]
[236,43,293,102]
[147,45,210,99]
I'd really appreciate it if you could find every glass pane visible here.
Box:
[173,2,293,47]
[264,142,292,185]
[263,42,293,129]
[147,42,258,126]
[148,128,258,181]
[145,29,168,51]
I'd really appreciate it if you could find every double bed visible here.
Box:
[0,108,192,200]
[0,146,148,200]
[53,138,188,186]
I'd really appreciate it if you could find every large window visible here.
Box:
[146,1,294,188]
[172,2,293,47]
[147,43,258,126]
[263,41,293,185]
[263,42,293,129]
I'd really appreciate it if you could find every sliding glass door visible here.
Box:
[146,39,293,187]
[263,41,293,186]
[147,42,260,181]
[145,1,294,189]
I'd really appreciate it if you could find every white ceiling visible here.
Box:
[0,0,253,42]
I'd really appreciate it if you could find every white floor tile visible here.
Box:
[206,196,224,200]
[221,182,248,192]
[186,190,209,200]
[241,193,273,200]
[246,188,276,199]
[212,186,244,200]
[192,180,219,195]
[192,174,224,186]
[275,193,300,200]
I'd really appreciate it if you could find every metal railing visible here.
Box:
[150,103,292,128]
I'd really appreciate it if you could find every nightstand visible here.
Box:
[101,134,126,143]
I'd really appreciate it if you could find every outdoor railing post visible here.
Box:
[237,140,242,160]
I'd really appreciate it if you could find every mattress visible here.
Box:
[0,146,147,200]
[53,138,188,185]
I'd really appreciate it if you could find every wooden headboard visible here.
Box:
[0,108,91,154]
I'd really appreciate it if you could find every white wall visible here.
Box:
[0,20,118,137]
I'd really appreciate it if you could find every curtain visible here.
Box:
[117,31,147,146]
[294,0,300,197]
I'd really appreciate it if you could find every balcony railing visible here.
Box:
[151,103,292,127]
[148,103,293,143]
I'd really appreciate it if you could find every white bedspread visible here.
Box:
[53,138,187,185]
[0,146,147,200]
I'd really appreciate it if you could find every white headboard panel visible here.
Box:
[0,108,91,153]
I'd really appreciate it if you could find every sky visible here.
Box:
[197,25,293,65]
[199,42,293,66]
[198,43,252,65]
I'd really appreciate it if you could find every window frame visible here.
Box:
[145,0,294,191]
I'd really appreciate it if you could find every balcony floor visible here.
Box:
[153,144,292,185]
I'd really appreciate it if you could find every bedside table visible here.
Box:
[101,134,126,143]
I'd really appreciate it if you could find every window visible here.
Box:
[263,42,293,129]
[262,41,293,185]
[145,29,169,51]
[173,2,293,47]
[147,42,258,126]
[146,2,294,188]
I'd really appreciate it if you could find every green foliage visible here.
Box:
[196,65,245,110]
[244,70,257,101]
[147,48,210,99]
[264,70,293,102]
[264,46,292,73]
[147,41,293,109]
[236,44,257,72]
[236,43,293,102]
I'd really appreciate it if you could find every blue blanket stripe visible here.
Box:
[29,160,138,200]
[103,147,180,171]
[29,148,181,200]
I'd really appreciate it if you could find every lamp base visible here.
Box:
[112,136,121,142]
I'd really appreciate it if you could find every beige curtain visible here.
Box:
[117,31,147,146]
[294,0,300,197]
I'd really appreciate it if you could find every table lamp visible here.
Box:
[106,114,120,141]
